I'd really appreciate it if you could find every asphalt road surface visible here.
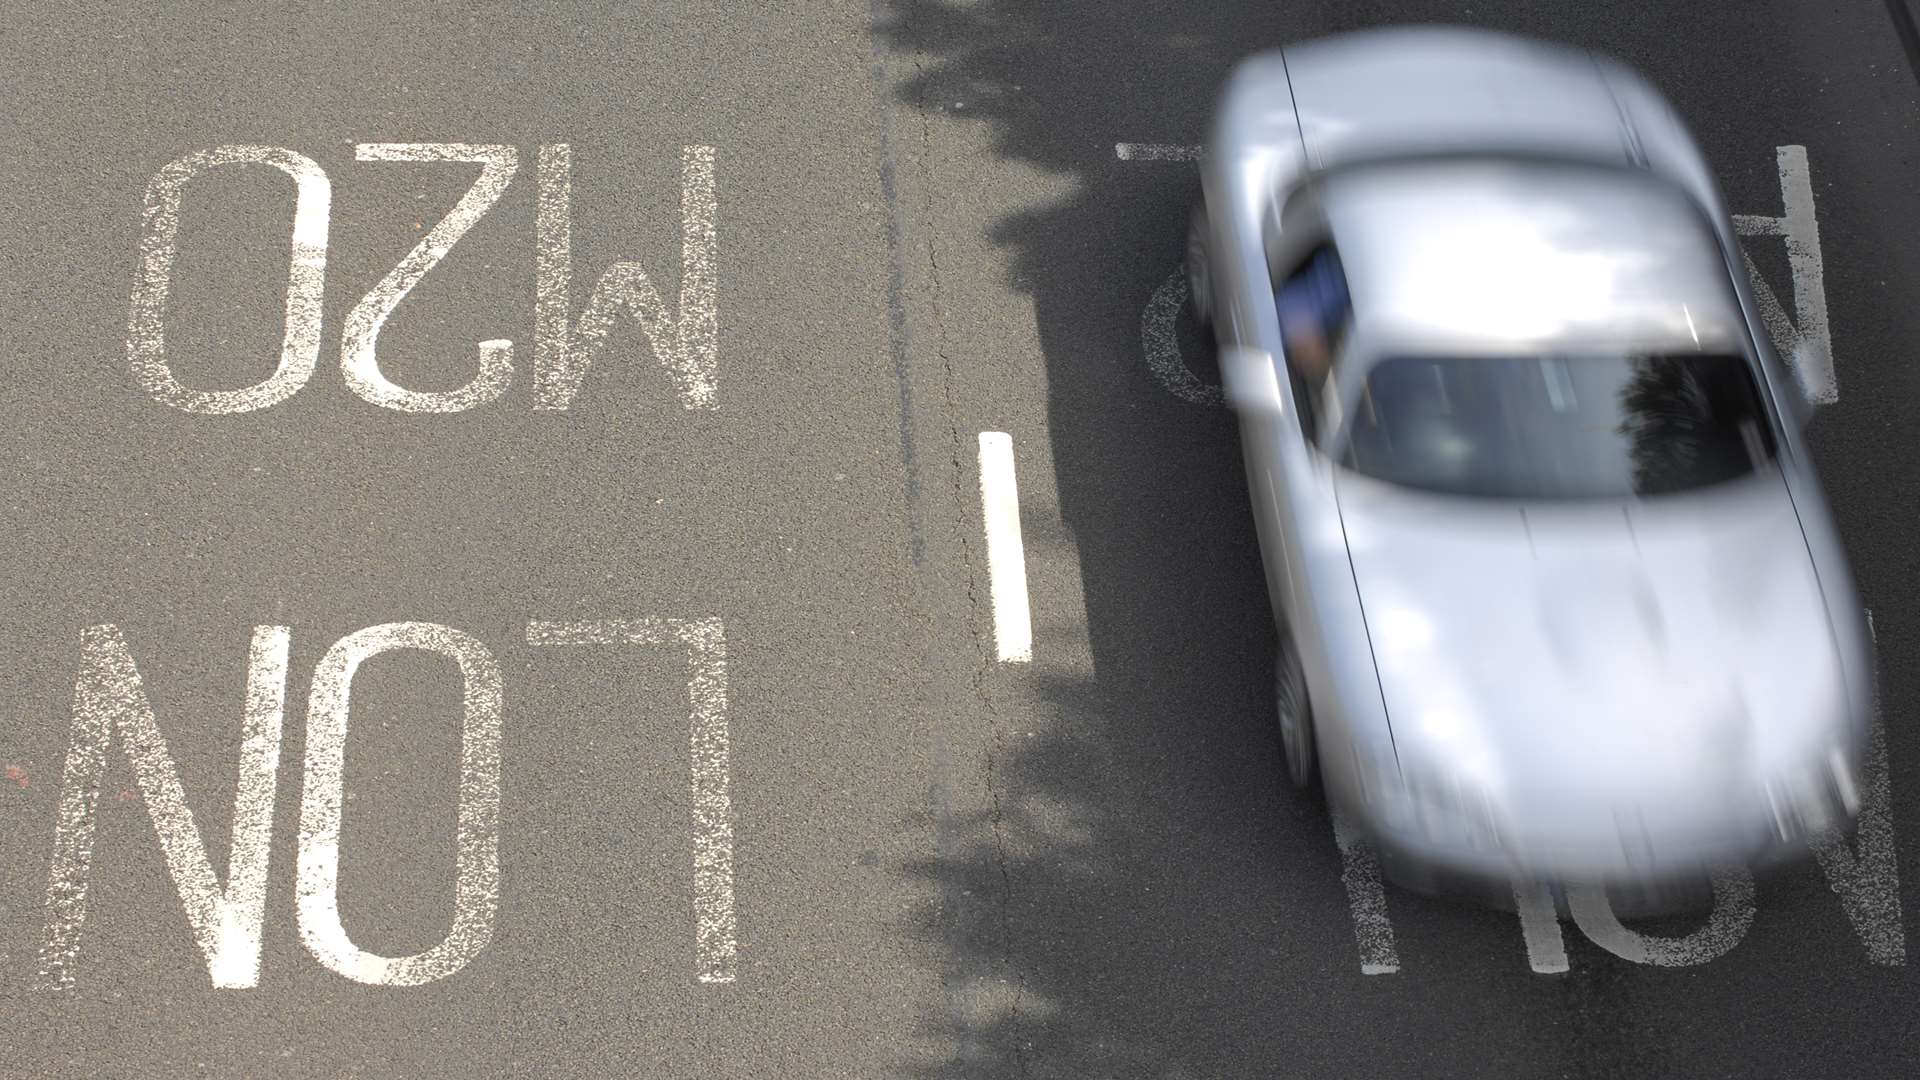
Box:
[3,2,1918,1077]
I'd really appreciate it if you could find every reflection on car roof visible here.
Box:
[1321,159,1746,353]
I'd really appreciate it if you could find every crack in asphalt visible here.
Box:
[911,56,1030,1078]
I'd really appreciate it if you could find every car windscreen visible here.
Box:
[1337,353,1777,499]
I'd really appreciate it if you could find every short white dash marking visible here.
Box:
[1332,811,1399,974]
[977,433,1033,664]
[1731,214,1786,237]
[1114,143,1203,161]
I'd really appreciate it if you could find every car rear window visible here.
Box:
[1338,353,1777,499]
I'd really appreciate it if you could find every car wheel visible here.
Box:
[1275,636,1317,788]
[1185,204,1214,331]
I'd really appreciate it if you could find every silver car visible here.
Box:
[1186,26,1874,894]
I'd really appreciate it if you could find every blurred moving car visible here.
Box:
[1185,26,1874,897]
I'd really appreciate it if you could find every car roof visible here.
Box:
[1283,27,1634,173]
[1318,157,1748,354]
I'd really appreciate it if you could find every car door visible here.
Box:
[1236,190,1354,631]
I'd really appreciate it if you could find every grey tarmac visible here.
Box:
[2,2,1917,1077]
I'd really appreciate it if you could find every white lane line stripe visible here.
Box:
[1115,143,1203,161]
[978,433,1034,664]
[1331,810,1400,974]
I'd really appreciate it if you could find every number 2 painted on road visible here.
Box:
[340,144,518,413]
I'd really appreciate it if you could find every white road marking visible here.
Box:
[977,433,1034,664]
[1732,146,1834,404]
[1140,268,1224,406]
[1114,143,1203,161]
[525,618,737,983]
[129,146,330,414]
[1331,811,1399,974]
[297,623,503,986]
[340,144,519,413]
[534,144,720,411]
[1810,607,1905,965]
[1812,713,1906,965]
[1565,868,1756,966]
[38,625,289,992]
[1512,881,1570,974]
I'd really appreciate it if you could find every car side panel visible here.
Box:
[1203,52,1400,809]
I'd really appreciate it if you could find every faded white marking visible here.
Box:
[1731,214,1786,237]
[1566,867,1755,965]
[1733,146,1833,404]
[340,144,518,412]
[977,433,1034,664]
[1812,714,1905,965]
[534,145,719,410]
[1140,268,1224,406]
[1513,880,1570,974]
[1809,607,1904,965]
[297,622,503,985]
[1331,811,1399,974]
[526,618,736,983]
[38,625,289,992]
[1114,143,1203,161]
[130,146,329,414]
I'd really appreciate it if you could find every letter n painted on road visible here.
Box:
[38,625,290,992]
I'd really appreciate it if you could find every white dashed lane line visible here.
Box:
[978,432,1034,664]
[1114,142,1204,161]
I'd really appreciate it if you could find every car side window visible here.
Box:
[1275,243,1353,443]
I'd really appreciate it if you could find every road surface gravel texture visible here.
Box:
[1,1,1917,1077]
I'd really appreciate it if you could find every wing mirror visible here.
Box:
[1219,346,1284,416]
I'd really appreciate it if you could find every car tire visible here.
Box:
[1275,635,1317,788]
[1185,203,1214,332]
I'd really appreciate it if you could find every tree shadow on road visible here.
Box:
[869,2,1837,1078]
[872,3,1460,1078]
